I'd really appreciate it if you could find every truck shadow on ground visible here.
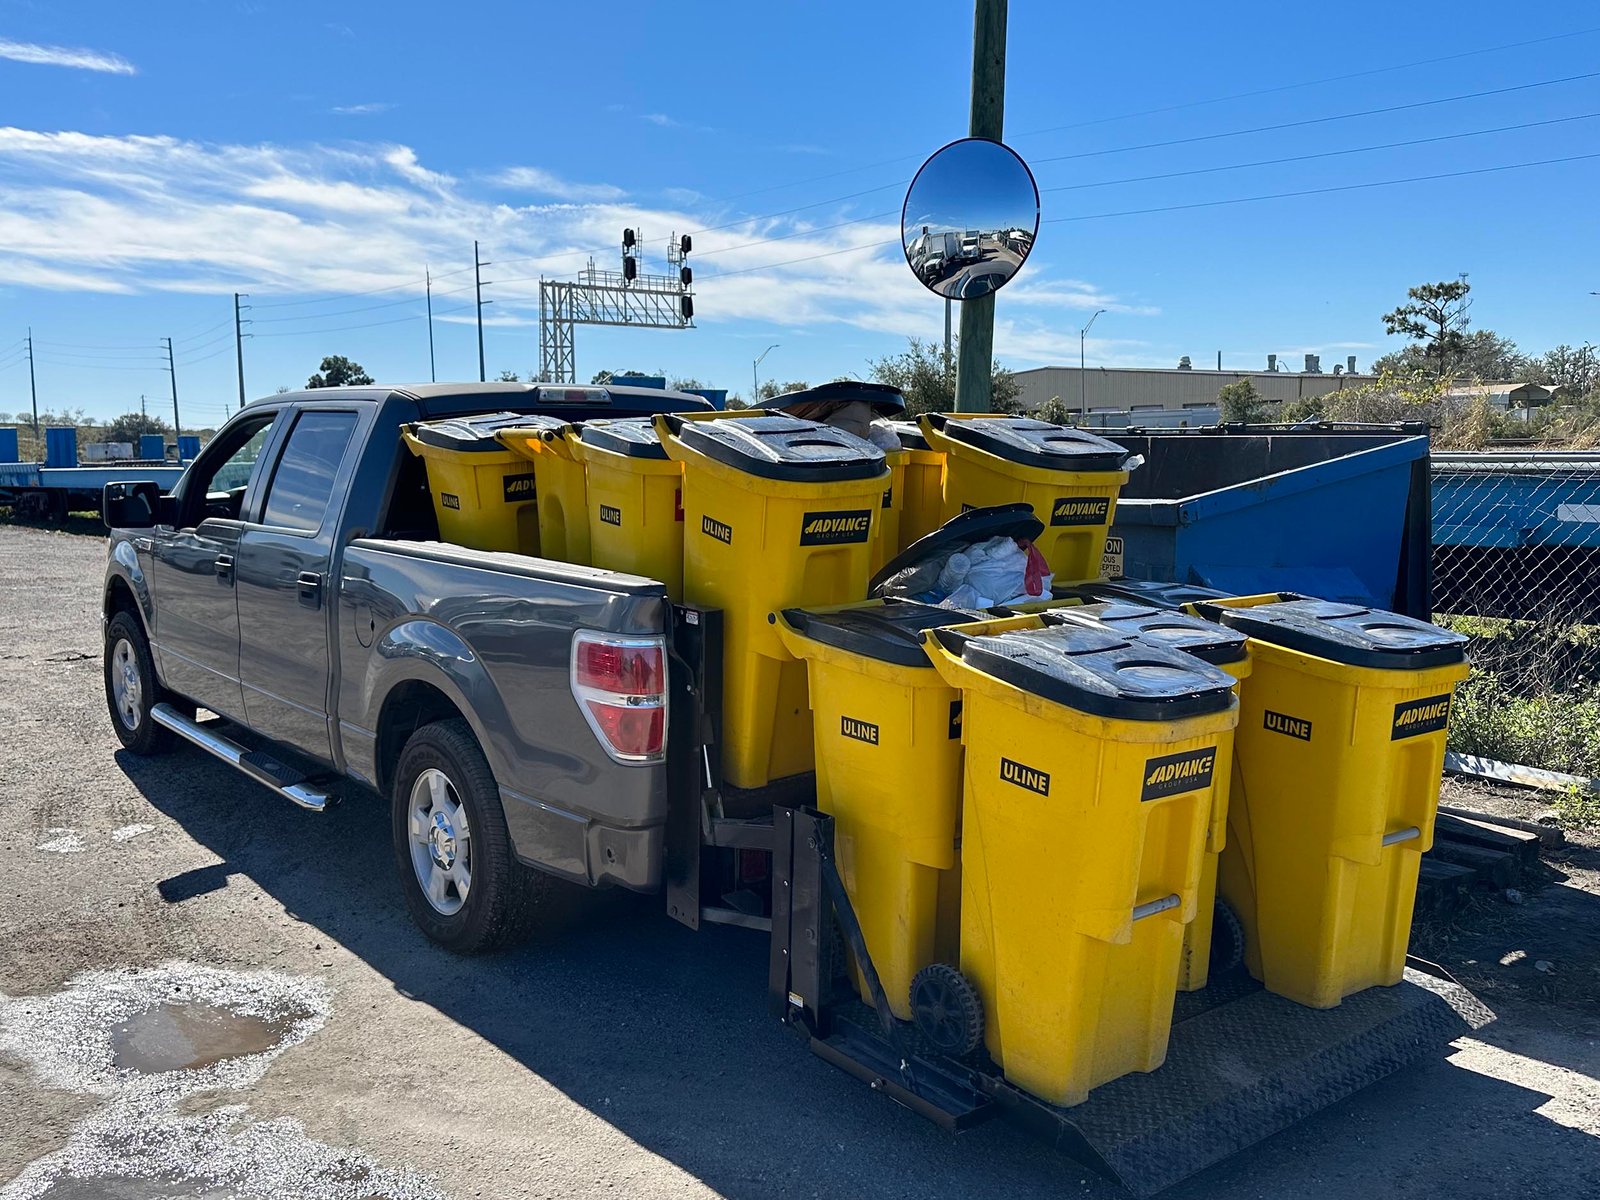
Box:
[118,750,1600,1200]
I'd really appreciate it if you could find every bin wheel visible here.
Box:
[910,963,983,1058]
[1210,899,1246,975]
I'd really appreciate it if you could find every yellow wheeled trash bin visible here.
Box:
[1195,596,1470,1008]
[920,413,1132,582]
[888,421,946,553]
[401,411,550,554]
[656,412,889,793]
[567,418,685,598]
[776,600,986,1018]
[495,421,591,565]
[925,619,1238,1106]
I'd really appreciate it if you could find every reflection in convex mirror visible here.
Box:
[902,137,1040,302]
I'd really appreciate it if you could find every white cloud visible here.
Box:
[488,167,624,203]
[331,102,393,116]
[0,38,135,74]
[641,113,677,128]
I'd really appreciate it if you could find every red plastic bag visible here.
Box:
[1019,539,1050,597]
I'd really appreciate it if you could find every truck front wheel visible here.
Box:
[391,719,544,953]
[104,611,174,756]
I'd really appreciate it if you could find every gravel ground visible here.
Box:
[2,522,1598,1199]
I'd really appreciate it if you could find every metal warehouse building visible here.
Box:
[1013,356,1378,415]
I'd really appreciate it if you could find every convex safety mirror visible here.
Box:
[902,137,1039,301]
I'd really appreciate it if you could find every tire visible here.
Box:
[1210,898,1246,975]
[910,962,984,1058]
[104,611,174,756]
[391,718,546,954]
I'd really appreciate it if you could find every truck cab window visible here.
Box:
[259,411,357,533]
[179,413,277,526]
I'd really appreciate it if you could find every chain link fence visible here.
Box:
[1432,451,1600,777]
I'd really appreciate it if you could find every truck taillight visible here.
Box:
[571,632,668,762]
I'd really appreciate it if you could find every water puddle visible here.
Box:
[109,1003,294,1074]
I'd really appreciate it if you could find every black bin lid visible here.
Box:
[772,380,907,416]
[1043,601,1248,666]
[925,413,1130,472]
[409,411,562,453]
[870,503,1044,596]
[931,622,1235,721]
[888,420,930,452]
[660,413,885,482]
[781,601,988,668]
[578,418,668,460]
[1197,598,1467,670]
[1056,579,1233,610]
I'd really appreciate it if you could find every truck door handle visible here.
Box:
[215,553,234,585]
[297,571,323,608]
[134,537,153,553]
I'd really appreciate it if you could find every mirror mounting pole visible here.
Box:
[954,0,1008,413]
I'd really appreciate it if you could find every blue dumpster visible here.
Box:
[685,387,728,410]
[1104,424,1432,617]
[178,435,202,461]
[139,434,165,461]
[0,427,17,464]
[45,426,78,468]
[613,374,667,390]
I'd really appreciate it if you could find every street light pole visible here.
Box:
[754,343,779,404]
[1079,309,1106,411]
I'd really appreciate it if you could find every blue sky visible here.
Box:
[0,0,1597,426]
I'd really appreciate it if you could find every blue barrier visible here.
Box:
[44,426,77,469]
[139,434,166,461]
[0,427,17,464]
[177,435,201,461]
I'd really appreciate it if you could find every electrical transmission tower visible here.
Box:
[538,229,695,383]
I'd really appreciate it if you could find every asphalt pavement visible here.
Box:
[1,522,1597,1199]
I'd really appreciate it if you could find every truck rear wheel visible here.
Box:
[104,611,174,756]
[391,718,545,953]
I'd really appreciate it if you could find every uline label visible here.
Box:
[502,473,537,502]
[799,510,871,546]
[1141,747,1218,801]
[1050,496,1111,526]
[702,515,732,544]
[1263,709,1312,741]
[1000,756,1050,796]
[1392,695,1451,740]
[840,716,879,745]
[441,493,461,510]
[599,504,622,527]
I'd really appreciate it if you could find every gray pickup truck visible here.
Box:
[102,381,713,953]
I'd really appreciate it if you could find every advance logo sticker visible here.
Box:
[702,515,732,544]
[1050,496,1111,526]
[1000,757,1050,796]
[1141,747,1217,801]
[503,473,537,503]
[840,716,879,745]
[1263,709,1312,741]
[599,504,622,527]
[799,510,872,546]
[1392,694,1451,740]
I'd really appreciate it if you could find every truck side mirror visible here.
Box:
[103,480,162,530]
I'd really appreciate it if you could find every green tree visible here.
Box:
[1373,328,1527,381]
[1217,378,1271,423]
[1529,343,1600,398]
[670,376,706,391]
[306,355,374,388]
[757,379,811,401]
[867,336,1020,415]
[1381,277,1474,379]
[97,412,170,443]
[590,368,647,385]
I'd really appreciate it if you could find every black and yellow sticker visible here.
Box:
[840,716,879,745]
[1263,709,1312,741]
[799,510,871,546]
[599,504,622,527]
[1141,747,1217,801]
[441,493,461,510]
[1000,756,1050,796]
[702,515,732,544]
[1050,496,1111,526]
[1392,694,1451,740]
[502,473,537,502]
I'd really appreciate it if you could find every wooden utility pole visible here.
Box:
[162,337,181,442]
[954,0,1007,413]
[426,267,437,383]
[474,241,489,383]
[25,327,38,439]
[234,293,249,411]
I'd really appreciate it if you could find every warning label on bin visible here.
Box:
[1391,694,1451,740]
[1140,747,1217,801]
[599,504,622,527]
[502,473,537,502]
[840,716,879,745]
[799,510,872,545]
[1050,496,1111,526]
[1000,756,1050,796]
[1264,709,1313,741]
[441,493,461,510]
[702,515,733,544]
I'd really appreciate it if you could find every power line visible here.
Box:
[701,238,899,279]
[1044,149,1600,224]
[1030,70,1600,165]
[251,310,431,338]
[248,263,475,309]
[249,292,439,323]
[1042,111,1600,193]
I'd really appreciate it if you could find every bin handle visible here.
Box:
[1132,893,1181,922]
[1381,825,1421,847]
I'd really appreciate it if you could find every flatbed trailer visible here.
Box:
[663,603,1493,1197]
[0,461,187,519]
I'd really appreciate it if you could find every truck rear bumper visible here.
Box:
[501,785,663,891]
